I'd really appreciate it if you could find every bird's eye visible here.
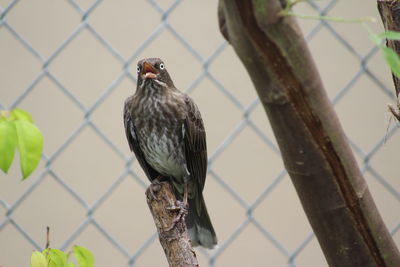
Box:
[136,66,140,73]
[159,63,165,70]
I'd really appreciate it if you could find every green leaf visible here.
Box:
[67,263,75,267]
[381,46,400,78]
[73,246,94,267]
[378,30,400,41]
[11,108,33,122]
[44,249,68,267]
[14,120,43,179]
[0,121,17,173]
[30,251,47,267]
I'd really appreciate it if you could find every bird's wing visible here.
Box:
[183,95,208,192]
[124,98,159,181]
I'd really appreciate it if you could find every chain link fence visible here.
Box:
[1,0,399,266]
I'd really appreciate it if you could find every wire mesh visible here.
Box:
[0,0,399,266]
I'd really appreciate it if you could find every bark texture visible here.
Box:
[146,182,199,267]
[378,0,400,121]
[218,1,400,266]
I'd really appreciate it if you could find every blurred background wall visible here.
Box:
[1,0,399,266]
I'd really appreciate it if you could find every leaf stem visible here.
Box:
[281,11,376,23]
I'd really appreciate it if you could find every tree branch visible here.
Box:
[377,0,400,121]
[218,0,400,266]
[146,182,199,267]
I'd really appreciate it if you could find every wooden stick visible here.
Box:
[146,181,198,267]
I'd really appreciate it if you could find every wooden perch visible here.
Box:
[378,0,400,121]
[218,1,400,266]
[146,181,199,267]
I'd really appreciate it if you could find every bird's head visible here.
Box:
[136,58,173,88]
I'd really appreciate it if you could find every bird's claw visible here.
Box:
[146,179,162,200]
[166,200,188,231]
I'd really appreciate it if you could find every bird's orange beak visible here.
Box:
[141,62,157,79]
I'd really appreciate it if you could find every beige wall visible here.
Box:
[1,1,399,266]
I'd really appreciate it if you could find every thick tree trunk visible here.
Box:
[146,182,198,267]
[218,1,400,266]
[377,0,400,121]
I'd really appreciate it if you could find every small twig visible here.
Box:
[146,181,198,267]
[378,0,400,122]
[45,226,50,249]
[281,0,375,23]
[280,11,375,23]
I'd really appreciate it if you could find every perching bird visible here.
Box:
[123,58,217,249]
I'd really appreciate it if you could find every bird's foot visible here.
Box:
[146,178,163,200]
[166,200,188,231]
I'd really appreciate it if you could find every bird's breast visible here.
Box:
[139,128,185,178]
[134,97,186,178]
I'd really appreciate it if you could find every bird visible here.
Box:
[123,58,217,249]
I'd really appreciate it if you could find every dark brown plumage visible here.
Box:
[123,58,217,248]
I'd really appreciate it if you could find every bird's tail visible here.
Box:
[186,193,217,249]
